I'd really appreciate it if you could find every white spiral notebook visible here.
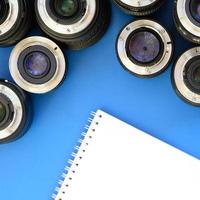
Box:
[53,110,200,200]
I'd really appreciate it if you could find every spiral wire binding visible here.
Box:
[52,110,102,200]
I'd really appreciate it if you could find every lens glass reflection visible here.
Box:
[190,0,200,23]
[54,0,78,17]
[128,31,161,64]
[0,102,6,123]
[193,66,200,84]
[25,52,49,77]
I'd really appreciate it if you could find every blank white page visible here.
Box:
[54,110,200,200]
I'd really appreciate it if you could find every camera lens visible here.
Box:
[0,80,32,144]
[0,0,32,47]
[172,47,200,106]
[9,36,67,94]
[35,0,111,50]
[116,19,173,78]
[113,0,165,16]
[174,0,200,44]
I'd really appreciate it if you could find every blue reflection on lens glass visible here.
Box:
[128,31,160,64]
[191,1,200,22]
[25,52,48,77]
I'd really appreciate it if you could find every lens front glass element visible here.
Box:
[193,66,200,85]
[54,0,78,17]
[25,52,49,77]
[128,31,161,64]
[190,0,200,23]
[0,102,6,123]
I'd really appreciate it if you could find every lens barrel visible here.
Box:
[9,36,67,94]
[35,0,110,50]
[174,0,200,44]
[116,19,173,78]
[113,0,165,16]
[0,0,32,47]
[172,47,200,106]
[0,80,32,143]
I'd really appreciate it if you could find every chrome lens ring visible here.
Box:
[116,19,173,77]
[172,47,200,106]
[9,36,66,94]
[36,0,96,35]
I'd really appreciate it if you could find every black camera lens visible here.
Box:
[0,80,32,144]
[9,36,67,94]
[0,0,32,47]
[116,19,173,78]
[174,0,200,44]
[113,0,165,16]
[35,0,111,50]
[172,47,200,106]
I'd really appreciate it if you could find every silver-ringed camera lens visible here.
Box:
[0,0,32,47]
[172,47,200,106]
[0,80,31,143]
[116,19,173,78]
[35,0,110,50]
[174,0,200,44]
[9,36,67,94]
[113,0,165,16]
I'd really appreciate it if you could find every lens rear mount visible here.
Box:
[116,19,173,78]
[113,0,165,16]
[172,47,200,106]
[35,0,110,50]
[9,36,67,94]
[0,80,31,144]
[174,0,200,44]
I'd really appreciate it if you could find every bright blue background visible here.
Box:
[0,1,199,200]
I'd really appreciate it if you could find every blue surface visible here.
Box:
[0,1,199,200]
